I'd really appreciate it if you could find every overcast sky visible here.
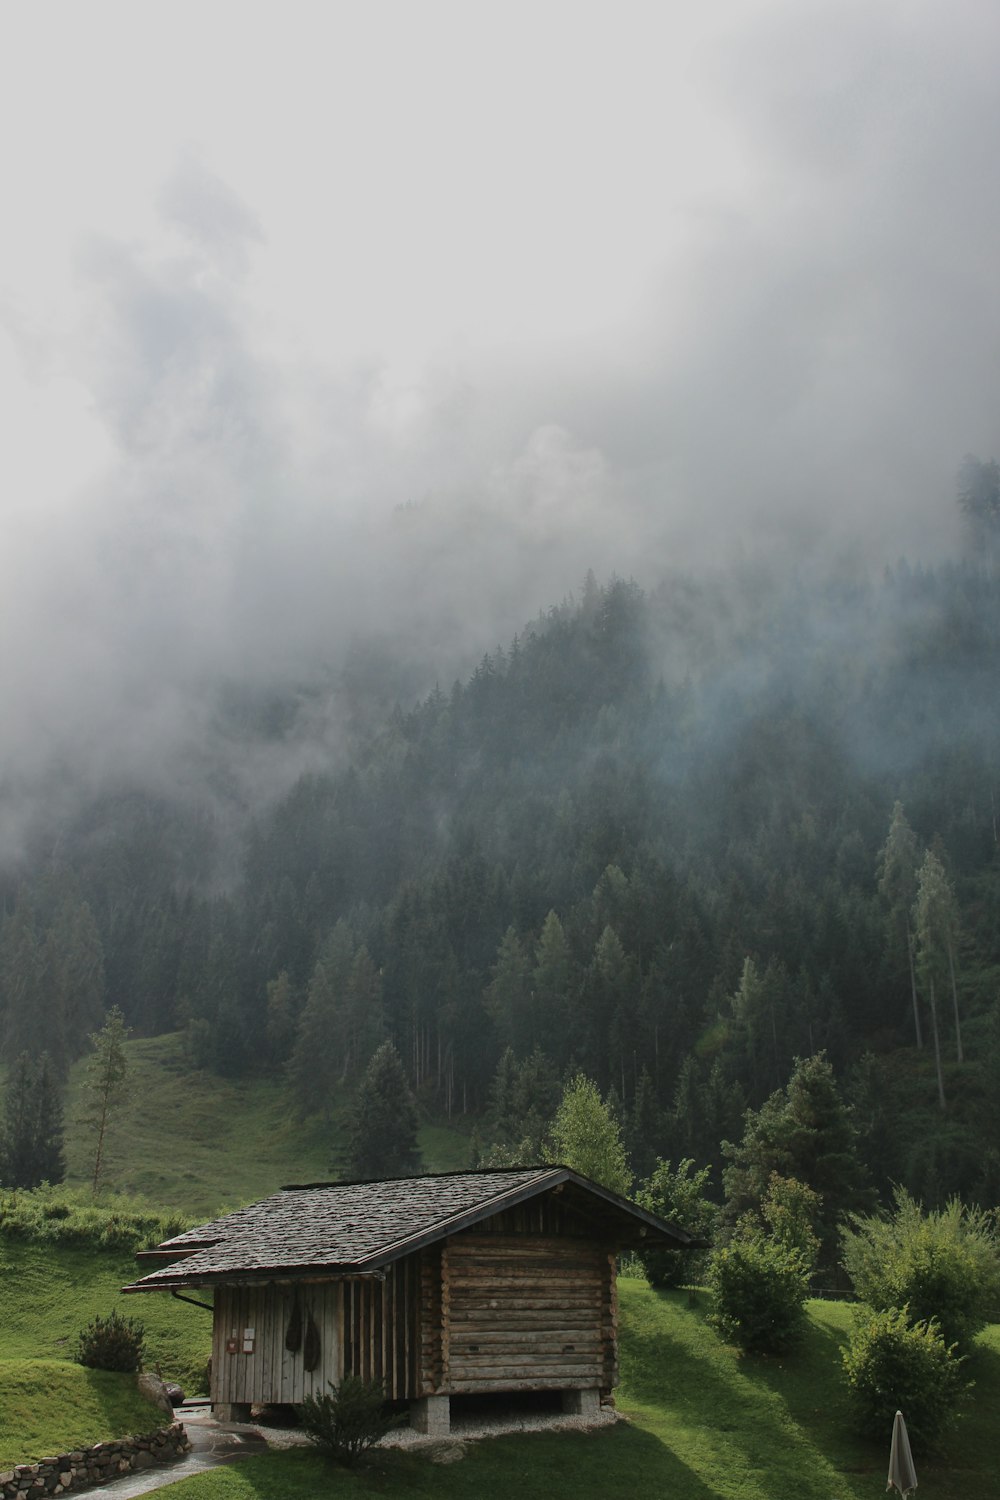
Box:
[1,0,998,835]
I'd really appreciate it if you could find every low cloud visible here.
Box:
[1,5,998,858]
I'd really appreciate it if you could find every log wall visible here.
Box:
[441,1233,616,1394]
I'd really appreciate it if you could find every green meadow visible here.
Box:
[153,1284,1000,1500]
[2,1260,998,1499]
[60,1032,472,1218]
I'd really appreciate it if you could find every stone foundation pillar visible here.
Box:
[411,1395,451,1436]
[214,1403,253,1423]
[561,1387,600,1418]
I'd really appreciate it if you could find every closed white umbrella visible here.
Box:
[887,1410,917,1496]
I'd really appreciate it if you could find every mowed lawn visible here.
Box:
[133,1279,1000,1500]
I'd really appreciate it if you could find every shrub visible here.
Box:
[298,1376,402,1465]
[76,1309,146,1372]
[842,1305,971,1450]
[707,1232,810,1354]
[0,1186,191,1253]
[636,1158,717,1288]
[760,1173,821,1271]
[841,1187,1000,1352]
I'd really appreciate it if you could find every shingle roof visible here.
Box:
[123,1166,698,1292]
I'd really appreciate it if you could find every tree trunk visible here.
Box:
[928,976,946,1111]
[947,939,964,1063]
[906,926,923,1049]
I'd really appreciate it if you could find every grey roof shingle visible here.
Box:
[123,1166,699,1292]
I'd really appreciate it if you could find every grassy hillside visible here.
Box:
[0,1361,171,1468]
[0,1240,211,1393]
[146,1281,1000,1500]
[61,1032,472,1218]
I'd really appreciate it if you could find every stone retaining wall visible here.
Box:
[0,1424,190,1497]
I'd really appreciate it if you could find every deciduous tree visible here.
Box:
[551,1073,632,1196]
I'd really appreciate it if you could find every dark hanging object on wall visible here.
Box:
[285,1291,303,1353]
[303,1308,321,1372]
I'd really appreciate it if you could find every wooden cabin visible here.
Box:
[123,1166,698,1435]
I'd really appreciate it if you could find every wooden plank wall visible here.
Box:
[212,1282,343,1408]
[212,1258,423,1408]
[442,1234,614,1394]
[342,1256,421,1398]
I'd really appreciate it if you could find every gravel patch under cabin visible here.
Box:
[255,1400,621,1456]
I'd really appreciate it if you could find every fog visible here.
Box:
[0,1,998,857]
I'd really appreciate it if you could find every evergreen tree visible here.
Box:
[510,1046,561,1158]
[483,1047,520,1149]
[342,945,385,1083]
[479,1046,560,1165]
[913,848,964,1075]
[1,904,63,1072]
[957,453,1000,571]
[626,1066,664,1180]
[287,921,355,1118]
[483,927,532,1055]
[876,803,923,1049]
[585,924,632,1095]
[344,1041,421,1180]
[0,1051,66,1188]
[32,1052,66,1185]
[532,911,574,1064]
[81,1007,130,1194]
[265,970,298,1063]
[721,1052,873,1269]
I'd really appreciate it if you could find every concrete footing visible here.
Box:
[410,1395,451,1436]
[561,1387,600,1418]
[213,1403,253,1423]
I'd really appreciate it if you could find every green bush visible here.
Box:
[841,1188,1000,1352]
[842,1304,971,1450]
[76,1309,146,1372]
[0,1186,190,1253]
[707,1232,810,1354]
[298,1376,403,1465]
[636,1158,717,1289]
[759,1173,820,1271]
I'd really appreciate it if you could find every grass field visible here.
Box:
[60,1033,472,1218]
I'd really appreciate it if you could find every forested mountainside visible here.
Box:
[3,548,1000,1205]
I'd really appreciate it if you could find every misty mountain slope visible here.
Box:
[2,562,1000,1204]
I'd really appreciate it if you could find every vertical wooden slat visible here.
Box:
[337,1281,345,1383]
